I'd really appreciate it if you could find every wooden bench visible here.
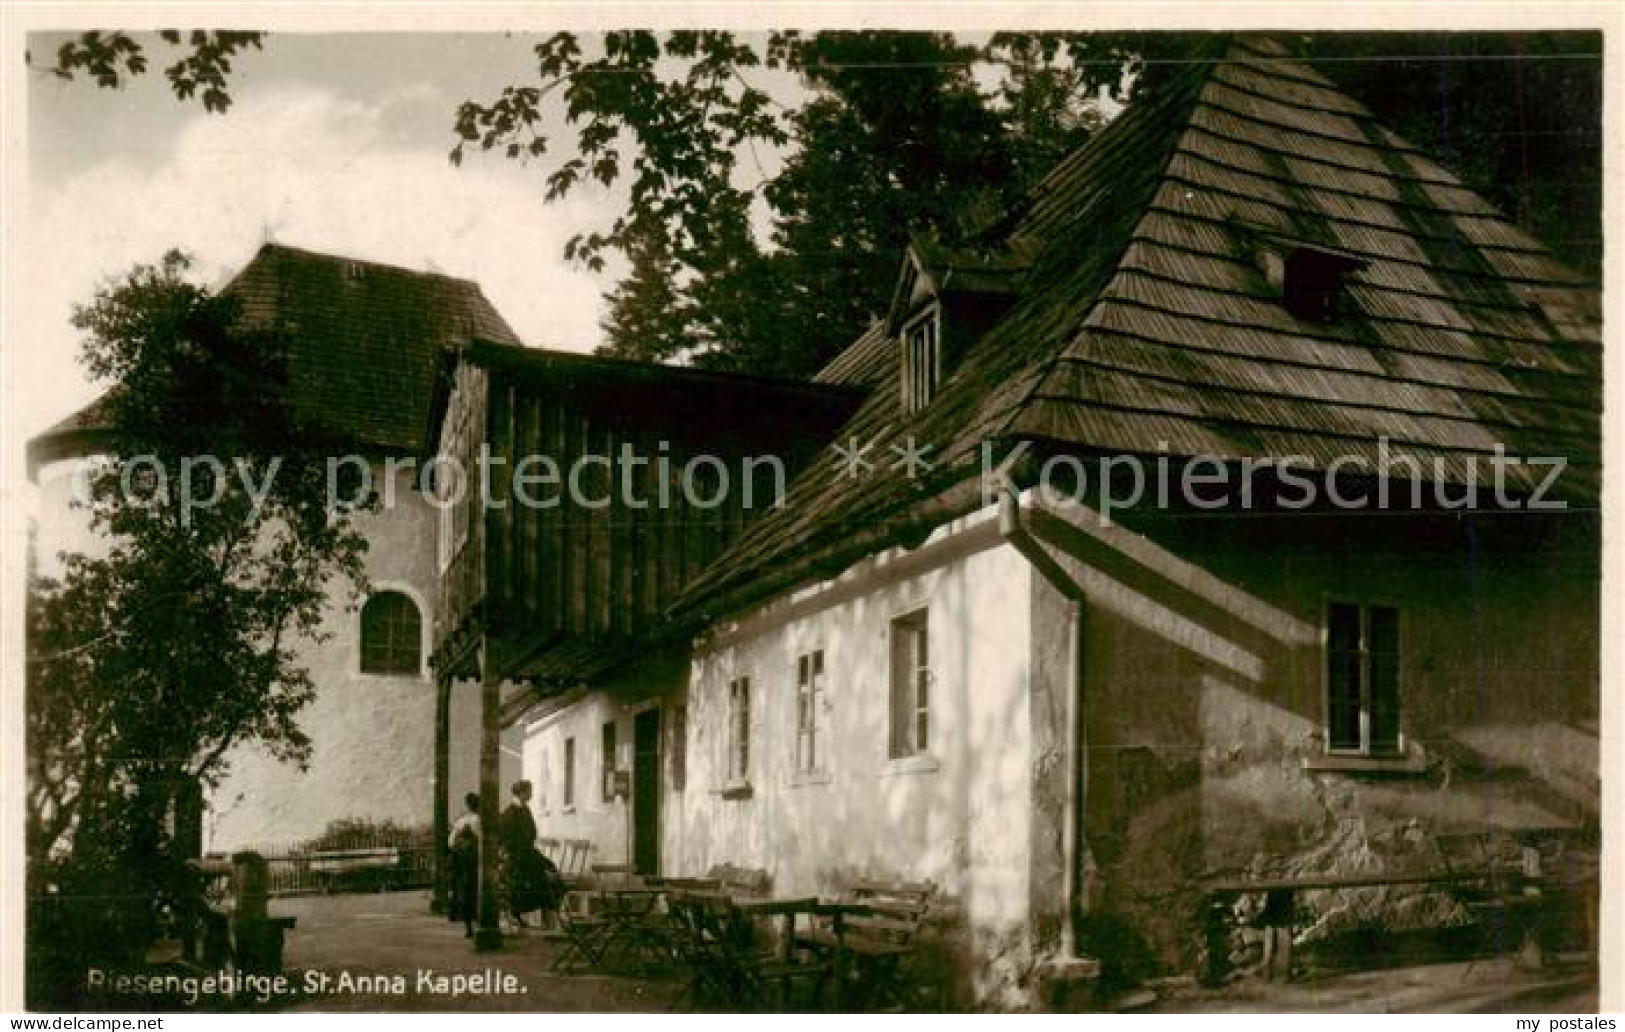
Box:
[186,856,298,974]
[797,879,936,1009]
[307,847,402,893]
[1202,866,1540,984]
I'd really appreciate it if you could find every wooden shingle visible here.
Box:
[674,35,1600,624]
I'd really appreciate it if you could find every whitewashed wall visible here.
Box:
[522,693,634,865]
[206,461,443,850]
[672,514,1036,999]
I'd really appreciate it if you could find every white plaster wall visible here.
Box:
[522,694,634,866]
[206,463,441,850]
[30,459,106,576]
[32,457,458,851]
[673,526,1034,951]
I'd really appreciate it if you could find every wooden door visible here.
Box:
[632,708,661,876]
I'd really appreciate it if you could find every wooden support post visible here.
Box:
[1261,889,1295,982]
[431,674,451,915]
[1518,844,1545,970]
[1201,893,1233,987]
[473,653,503,951]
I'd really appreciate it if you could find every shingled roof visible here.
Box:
[219,243,521,453]
[676,35,1602,622]
[28,243,521,471]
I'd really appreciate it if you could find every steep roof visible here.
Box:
[812,319,891,387]
[28,243,521,471]
[676,35,1601,622]
[222,243,521,453]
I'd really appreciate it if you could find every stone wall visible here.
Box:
[1031,503,1599,974]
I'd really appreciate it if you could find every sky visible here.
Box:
[16,31,803,442]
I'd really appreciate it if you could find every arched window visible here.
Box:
[360,591,422,675]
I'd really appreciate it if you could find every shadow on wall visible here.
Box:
[1042,506,1598,975]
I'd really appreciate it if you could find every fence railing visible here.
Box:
[209,827,436,897]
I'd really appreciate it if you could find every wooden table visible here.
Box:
[593,887,666,972]
[809,901,895,1009]
[1203,867,1524,984]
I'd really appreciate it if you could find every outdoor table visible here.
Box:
[730,895,825,1009]
[810,900,884,1009]
[593,887,667,972]
[1203,868,1529,983]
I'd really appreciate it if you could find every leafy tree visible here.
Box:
[26,252,368,1003]
[454,30,1118,375]
[37,30,1603,370]
[32,30,263,113]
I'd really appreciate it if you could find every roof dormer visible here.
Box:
[887,235,1028,415]
[1242,226,1369,323]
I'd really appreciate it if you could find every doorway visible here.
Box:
[632,708,661,876]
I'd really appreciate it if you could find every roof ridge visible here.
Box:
[249,241,486,290]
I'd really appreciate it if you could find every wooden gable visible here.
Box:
[429,341,864,691]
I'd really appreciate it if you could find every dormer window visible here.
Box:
[1245,228,1368,324]
[901,306,941,413]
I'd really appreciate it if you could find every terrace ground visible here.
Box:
[269,891,1598,1013]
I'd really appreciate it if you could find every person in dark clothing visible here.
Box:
[499,780,563,929]
[448,792,481,937]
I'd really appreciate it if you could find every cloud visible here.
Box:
[15,83,608,440]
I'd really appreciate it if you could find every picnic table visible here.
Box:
[548,874,934,1011]
[1203,866,1543,984]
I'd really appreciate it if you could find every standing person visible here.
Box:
[448,792,481,938]
[498,781,537,930]
[500,781,563,929]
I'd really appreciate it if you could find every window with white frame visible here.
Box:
[1325,602,1401,755]
[795,650,826,773]
[900,307,941,413]
[889,610,931,758]
[728,676,751,782]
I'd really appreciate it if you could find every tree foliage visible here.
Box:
[37,30,1603,371]
[453,31,1123,375]
[452,29,1600,377]
[26,253,368,1001]
[35,30,263,113]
